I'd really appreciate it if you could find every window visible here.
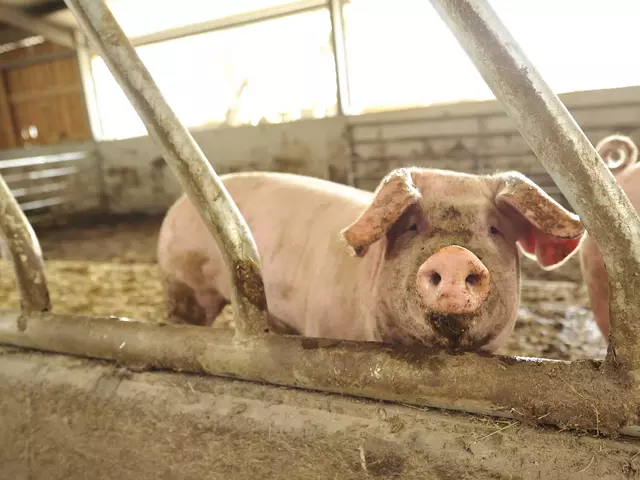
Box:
[92,9,337,140]
[342,0,640,114]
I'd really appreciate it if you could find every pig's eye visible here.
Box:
[407,223,418,232]
[489,226,502,237]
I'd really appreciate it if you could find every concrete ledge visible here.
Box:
[0,346,638,479]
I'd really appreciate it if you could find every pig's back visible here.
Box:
[159,172,373,337]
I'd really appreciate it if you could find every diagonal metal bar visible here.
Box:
[0,4,75,49]
[0,174,51,314]
[427,0,640,378]
[62,0,270,337]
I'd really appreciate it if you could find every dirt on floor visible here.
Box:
[0,216,607,361]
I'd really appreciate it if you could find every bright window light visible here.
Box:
[91,9,337,140]
[343,0,640,114]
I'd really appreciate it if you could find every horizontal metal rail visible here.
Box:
[428,0,640,377]
[2,166,81,183]
[0,151,89,170]
[129,0,328,48]
[62,0,269,337]
[0,310,637,437]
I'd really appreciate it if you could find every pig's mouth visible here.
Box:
[425,311,494,352]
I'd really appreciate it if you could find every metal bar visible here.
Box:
[19,196,71,212]
[0,177,50,313]
[428,0,640,377]
[73,30,109,212]
[0,152,87,170]
[329,0,351,116]
[3,166,80,183]
[0,4,75,49]
[0,50,76,71]
[10,181,68,199]
[63,0,270,337]
[0,309,637,436]
[129,0,327,48]
[73,30,104,140]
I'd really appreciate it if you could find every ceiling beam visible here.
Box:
[26,0,67,17]
[0,3,74,49]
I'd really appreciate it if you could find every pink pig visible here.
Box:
[157,168,583,353]
[579,134,640,340]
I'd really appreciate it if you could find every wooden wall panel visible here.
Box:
[0,41,91,151]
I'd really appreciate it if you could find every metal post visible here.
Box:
[73,30,109,213]
[0,174,51,314]
[427,0,640,378]
[74,30,105,142]
[329,0,351,116]
[62,0,270,337]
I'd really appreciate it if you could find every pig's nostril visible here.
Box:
[430,272,442,286]
[466,274,480,287]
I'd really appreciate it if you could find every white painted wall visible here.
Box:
[97,116,349,214]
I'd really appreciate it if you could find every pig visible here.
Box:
[157,168,584,353]
[579,134,640,340]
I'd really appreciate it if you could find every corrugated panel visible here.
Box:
[346,102,640,211]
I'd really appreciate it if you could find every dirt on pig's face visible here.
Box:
[372,177,521,353]
[342,168,584,354]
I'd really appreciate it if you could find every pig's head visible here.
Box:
[341,168,584,353]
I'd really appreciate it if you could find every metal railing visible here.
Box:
[1,0,639,438]
[0,147,102,225]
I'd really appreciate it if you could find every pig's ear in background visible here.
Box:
[595,134,638,175]
[341,168,422,257]
[495,172,585,270]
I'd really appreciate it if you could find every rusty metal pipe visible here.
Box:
[0,175,50,314]
[0,309,638,437]
[428,0,640,377]
[63,0,269,337]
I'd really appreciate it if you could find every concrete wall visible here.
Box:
[96,116,349,214]
[2,85,640,215]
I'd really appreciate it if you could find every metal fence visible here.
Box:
[0,142,102,226]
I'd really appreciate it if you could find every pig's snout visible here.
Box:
[417,245,491,315]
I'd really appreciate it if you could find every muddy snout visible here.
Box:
[416,245,491,315]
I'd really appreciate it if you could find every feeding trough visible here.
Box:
[2,0,640,477]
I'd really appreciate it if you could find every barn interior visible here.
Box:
[1,1,640,477]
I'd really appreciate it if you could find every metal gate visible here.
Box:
[0,142,103,226]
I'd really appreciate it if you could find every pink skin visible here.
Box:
[579,134,640,340]
[157,168,583,353]
[417,245,491,315]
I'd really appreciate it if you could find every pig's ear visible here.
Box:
[341,168,422,257]
[595,134,638,175]
[495,172,584,270]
